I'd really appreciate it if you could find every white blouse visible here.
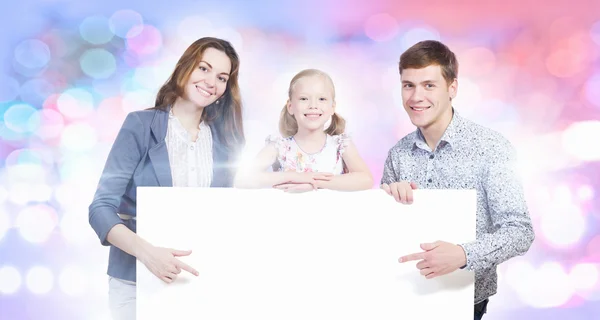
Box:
[165,111,213,187]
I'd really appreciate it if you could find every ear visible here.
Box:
[286,100,293,115]
[448,78,458,100]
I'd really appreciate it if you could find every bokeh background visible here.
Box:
[1,0,599,319]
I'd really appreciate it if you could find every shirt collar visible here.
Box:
[412,108,464,151]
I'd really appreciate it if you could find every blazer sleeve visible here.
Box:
[88,112,145,246]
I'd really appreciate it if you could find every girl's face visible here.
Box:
[287,75,335,133]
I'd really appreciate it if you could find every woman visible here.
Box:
[88,37,245,319]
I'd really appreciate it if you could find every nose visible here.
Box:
[204,76,216,88]
[410,86,425,102]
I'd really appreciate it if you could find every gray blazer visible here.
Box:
[89,107,236,282]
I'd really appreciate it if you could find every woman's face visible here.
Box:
[184,47,232,107]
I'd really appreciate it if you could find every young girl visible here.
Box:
[235,69,372,192]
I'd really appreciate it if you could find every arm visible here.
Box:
[316,140,374,191]
[233,143,302,188]
[458,143,535,271]
[89,112,147,251]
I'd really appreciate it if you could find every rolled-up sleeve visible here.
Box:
[459,141,535,271]
[89,112,145,246]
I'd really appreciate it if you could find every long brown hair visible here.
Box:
[279,69,346,137]
[154,37,245,151]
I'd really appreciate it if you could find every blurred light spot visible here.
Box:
[80,15,114,45]
[14,39,51,69]
[127,24,162,56]
[3,103,40,133]
[0,207,9,242]
[35,108,65,140]
[122,89,154,113]
[504,259,535,291]
[577,185,594,202]
[562,121,600,161]
[533,262,574,307]
[0,266,21,294]
[80,49,117,79]
[133,67,162,90]
[451,79,482,118]
[584,73,600,109]
[59,266,88,296]
[5,148,43,167]
[460,47,496,77]
[26,266,54,295]
[591,21,600,45]
[0,75,19,102]
[16,204,57,243]
[569,263,599,292]
[60,212,92,245]
[401,27,440,51]
[546,48,586,78]
[177,16,213,45]
[60,123,98,152]
[540,204,585,248]
[213,27,244,52]
[19,79,55,107]
[364,14,399,42]
[57,88,94,119]
[109,9,144,39]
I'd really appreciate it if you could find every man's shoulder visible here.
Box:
[460,116,514,150]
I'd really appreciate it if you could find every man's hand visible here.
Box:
[399,241,467,279]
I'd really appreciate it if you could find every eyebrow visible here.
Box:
[200,60,230,76]
[401,80,438,84]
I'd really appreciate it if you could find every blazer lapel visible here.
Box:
[148,108,173,187]
[209,124,230,188]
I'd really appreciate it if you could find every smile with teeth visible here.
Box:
[196,86,213,97]
[304,113,322,118]
[411,106,430,111]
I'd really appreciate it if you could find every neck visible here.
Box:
[294,127,327,153]
[420,107,453,151]
[172,98,204,131]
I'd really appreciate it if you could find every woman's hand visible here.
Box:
[138,245,199,283]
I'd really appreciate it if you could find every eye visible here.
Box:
[299,97,308,101]
[403,83,413,88]
[218,76,228,83]
[199,66,208,72]
[425,83,435,89]
[319,97,327,101]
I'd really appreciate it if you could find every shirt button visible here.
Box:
[428,178,433,183]
[429,154,435,159]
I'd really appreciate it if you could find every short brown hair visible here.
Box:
[279,69,345,137]
[153,37,244,151]
[399,40,458,86]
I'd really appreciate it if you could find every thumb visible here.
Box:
[171,249,192,257]
[410,182,418,189]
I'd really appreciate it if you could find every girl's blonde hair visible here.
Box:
[279,69,346,137]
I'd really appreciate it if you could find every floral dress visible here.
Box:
[266,133,350,174]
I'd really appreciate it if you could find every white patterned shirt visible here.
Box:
[381,110,535,304]
[166,112,213,187]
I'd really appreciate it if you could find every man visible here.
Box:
[380,40,534,320]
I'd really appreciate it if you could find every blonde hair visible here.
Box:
[279,69,346,137]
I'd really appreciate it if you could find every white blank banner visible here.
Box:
[137,188,476,319]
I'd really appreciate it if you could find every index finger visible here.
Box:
[176,259,199,276]
[399,252,426,263]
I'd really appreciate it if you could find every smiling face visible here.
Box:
[184,47,232,107]
[286,75,336,133]
[401,64,457,132]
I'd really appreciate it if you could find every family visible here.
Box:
[88,37,535,320]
